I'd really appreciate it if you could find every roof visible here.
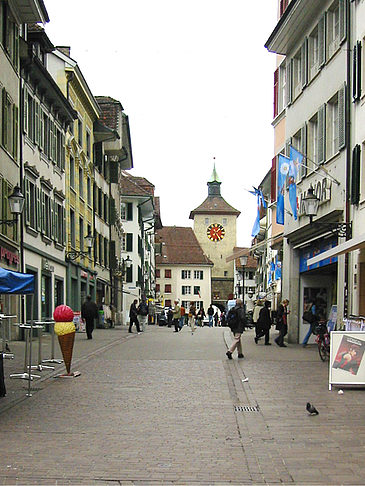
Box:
[189,195,240,219]
[156,227,213,266]
[96,96,124,131]
[120,171,155,197]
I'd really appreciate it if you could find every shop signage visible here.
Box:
[299,178,332,216]
[299,238,338,273]
[42,259,54,272]
[80,270,88,279]
[329,331,365,389]
[0,246,19,266]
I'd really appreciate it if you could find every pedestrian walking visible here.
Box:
[275,299,289,347]
[188,301,196,335]
[167,306,173,327]
[207,304,214,327]
[137,297,149,332]
[253,300,264,341]
[214,311,219,327]
[173,300,181,332]
[226,298,246,359]
[179,304,185,329]
[254,300,272,345]
[81,295,98,340]
[197,307,205,326]
[302,301,318,347]
[129,299,141,333]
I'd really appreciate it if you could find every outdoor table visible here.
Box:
[10,324,43,381]
[38,320,63,365]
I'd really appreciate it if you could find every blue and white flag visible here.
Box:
[275,256,282,280]
[250,188,267,238]
[288,146,303,220]
[276,154,290,225]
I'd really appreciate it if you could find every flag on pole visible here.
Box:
[275,256,282,280]
[250,188,267,238]
[276,154,290,225]
[288,146,303,220]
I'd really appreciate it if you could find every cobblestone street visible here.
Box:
[0,325,364,485]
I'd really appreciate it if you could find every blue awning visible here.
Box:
[0,267,35,294]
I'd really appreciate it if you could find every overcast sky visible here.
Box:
[45,0,278,246]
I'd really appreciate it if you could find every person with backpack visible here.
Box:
[172,300,181,332]
[137,297,149,332]
[254,300,272,346]
[226,299,247,359]
[302,301,318,347]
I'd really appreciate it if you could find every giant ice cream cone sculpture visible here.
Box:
[53,305,76,375]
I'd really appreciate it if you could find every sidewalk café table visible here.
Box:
[10,323,43,381]
[0,314,17,353]
[38,319,63,365]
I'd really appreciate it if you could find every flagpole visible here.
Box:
[245,189,293,216]
[289,145,341,185]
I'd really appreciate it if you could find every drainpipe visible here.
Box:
[19,76,25,324]
[344,0,352,318]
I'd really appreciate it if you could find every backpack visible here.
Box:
[302,310,315,323]
[226,308,238,330]
[138,302,148,316]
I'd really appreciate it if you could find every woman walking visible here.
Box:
[254,300,272,345]
[275,299,289,347]
[188,301,196,335]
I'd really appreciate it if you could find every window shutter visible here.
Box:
[353,43,358,101]
[109,160,119,183]
[40,190,45,234]
[109,240,117,269]
[356,41,362,101]
[126,233,133,251]
[351,144,361,205]
[301,39,308,89]
[317,104,326,164]
[54,202,59,243]
[273,68,279,118]
[23,88,28,135]
[286,60,292,105]
[36,186,41,232]
[50,198,54,240]
[127,202,133,221]
[62,206,66,245]
[34,101,39,145]
[13,104,18,160]
[338,83,346,150]
[25,179,30,226]
[93,142,103,171]
[339,0,346,43]
[318,15,326,67]
[300,124,307,178]
[271,156,277,202]
[109,197,116,224]
[2,88,8,148]
[39,110,44,150]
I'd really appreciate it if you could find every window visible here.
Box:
[165,269,171,278]
[1,88,18,159]
[326,93,339,158]
[205,218,209,225]
[25,178,37,230]
[308,26,319,81]
[120,202,126,220]
[181,270,191,279]
[194,286,200,296]
[126,233,133,252]
[121,234,126,252]
[194,270,203,280]
[182,286,191,295]
[156,283,160,292]
[86,130,91,158]
[156,269,160,278]
[104,238,108,268]
[70,156,75,188]
[79,218,84,252]
[54,200,65,245]
[292,49,302,99]
[307,113,318,170]
[79,167,83,197]
[1,4,19,69]
[0,179,16,240]
[165,284,171,293]
[182,301,190,309]
[41,190,51,238]
[195,301,203,310]
[327,1,341,58]
[87,177,91,205]
[222,218,227,226]
[70,208,75,248]
[78,118,83,146]
[224,271,228,277]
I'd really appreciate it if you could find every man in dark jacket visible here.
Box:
[81,295,98,340]
[226,299,247,359]
[129,299,140,333]
[254,300,272,345]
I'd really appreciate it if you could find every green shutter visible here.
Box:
[300,124,307,178]
[301,39,307,89]
[339,0,346,43]
[62,206,66,245]
[2,88,8,148]
[127,202,133,221]
[23,88,28,134]
[109,240,117,269]
[50,198,55,240]
[317,104,326,164]
[13,104,18,159]
[318,15,326,67]
[109,160,119,183]
[338,84,346,150]
[126,264,133,283]
[126,233,133,251]
[36,186,41,232]
[351,145,361,205]
[25,179,30,226]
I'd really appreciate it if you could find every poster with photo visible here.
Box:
[330,332,365,387]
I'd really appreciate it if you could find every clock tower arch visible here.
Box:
[189,166,240,308]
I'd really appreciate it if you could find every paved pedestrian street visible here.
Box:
[1,325,365,485]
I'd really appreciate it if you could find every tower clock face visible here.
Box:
[207,223,225,241]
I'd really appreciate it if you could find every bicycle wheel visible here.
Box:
[318,338,328,361]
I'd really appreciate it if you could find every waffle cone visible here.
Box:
[58,332,75,374]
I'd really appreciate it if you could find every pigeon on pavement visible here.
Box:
[306,402,319,415]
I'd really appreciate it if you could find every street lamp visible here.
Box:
[239,255,248,312]
[66,232,95,261]
[303,185,352,238]
[0,186,25,225]
[114,255,132,277]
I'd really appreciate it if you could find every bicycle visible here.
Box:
[315,322,330,361]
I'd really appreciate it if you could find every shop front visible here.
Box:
[0,244,21,337]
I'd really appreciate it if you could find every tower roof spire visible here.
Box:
[209,158,221,183]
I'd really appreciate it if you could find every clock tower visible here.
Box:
[189,166,240,308]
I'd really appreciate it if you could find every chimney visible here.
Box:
[57,46,71,57]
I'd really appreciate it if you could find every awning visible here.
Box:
[307,233,365,266]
